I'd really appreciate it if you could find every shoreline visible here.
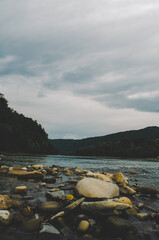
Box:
[0,162,159,240]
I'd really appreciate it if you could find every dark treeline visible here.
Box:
[51,127,159,158]
[0,93,54,154]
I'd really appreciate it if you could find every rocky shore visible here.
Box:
[0,163,159,240]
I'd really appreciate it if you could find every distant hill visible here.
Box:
[50,126,159,158]
[0,93,54,154]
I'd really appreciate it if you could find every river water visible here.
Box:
[1,155,159,188]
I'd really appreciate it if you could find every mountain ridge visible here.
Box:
[50,126,159,157]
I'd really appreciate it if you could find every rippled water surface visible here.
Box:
[1,155,159,187]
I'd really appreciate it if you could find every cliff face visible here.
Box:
[0,94,53,154]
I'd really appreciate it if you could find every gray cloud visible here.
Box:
[0,0,159,138]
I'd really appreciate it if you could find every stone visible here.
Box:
[22,219,41,231]
[0,166,9,174]
[14,186,27,194]
[77,220,89,232]
[120,186,136,195]
[136,213,149,220]
[44,177,56,183]
[105,216,136,237]
[39,201,61,213]
[0,210,12,225]
[64,198,85,213]
[92,173,113,182]
[9,169,43,180]
[117,197,137,215]
[40,223,60,235]
[112,172,128,184]
[49,189,60,192]
[136,186,158,195]
[12,200,21,208]
[32,164,43,169]
[46,190,65,200]
[81,200,132,216]
[75,167,84,174]
[76,178,119,199]
[137,203,144,208]
[0,195,12,210]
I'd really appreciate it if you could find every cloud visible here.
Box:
[0,0,159,138]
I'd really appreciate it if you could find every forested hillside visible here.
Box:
[0,94,53,154]
[51,127,159,158]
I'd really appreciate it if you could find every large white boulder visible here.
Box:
[76,177,119,199]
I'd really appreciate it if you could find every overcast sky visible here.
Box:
[0,0,159,139]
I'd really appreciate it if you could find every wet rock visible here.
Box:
[91,173,113,183]
[136,186,158,195]
[75,167,84,174]
[39,201,61,213]
[120,186,136,195]
[0,195,13,210]
[0,210,12,225]
[14,186,27,194]
[76,178,119,199]
[136,213,149,220]
[81,200,132,216]
[32,164,44,169]
[46,190,65,200]
[64,198,85,213]
[77,220,90,232]
[0,165,9,174]
[112,172,128,184]
[40,182,47,187]
[12,200,21,208]
[39,224,62,240]
[22,218,41,231]
[49,188,60,192]
[137,203,144,208]
[105,216,136,237]
[9,169,44,180]
[44,177,56,183]
[117,197,137,215]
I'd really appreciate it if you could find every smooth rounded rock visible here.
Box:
[0,210,12,225]
[81,200,132,215]
[39,201,61,213]
[14,186,27,194]
[112,173,128,184]
[76,178,119,199]
[120,186,136,195]
[92,173,113,182]
[77,220,89,232]
[117,197,137,215]
[46,190,65,200]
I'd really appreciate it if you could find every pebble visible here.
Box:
[14,186,27,194]
[0,210,12,225]
[136,213,149,220]
[77,220,89,232]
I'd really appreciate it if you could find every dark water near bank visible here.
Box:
[1,155,159,187]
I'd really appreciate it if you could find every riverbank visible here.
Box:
[0,161,159,240]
